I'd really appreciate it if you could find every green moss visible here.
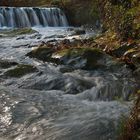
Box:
[0,28,37,37]
[55,49,69,56]
[0,60,18,69]
[4,64,37,78]
[27,46,54,61]
[27,46,60,64]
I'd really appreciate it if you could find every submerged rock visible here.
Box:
[4,64,37,78]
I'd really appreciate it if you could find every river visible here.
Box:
[0,7,138,140]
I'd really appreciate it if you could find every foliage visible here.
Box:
[98,0,140,40]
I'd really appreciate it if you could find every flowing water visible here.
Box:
[0,7,138,140]
[0,7,68,28]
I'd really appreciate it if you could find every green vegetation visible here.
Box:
[0,28,37,37]
[99,0,140,40]
[4,64,37,78]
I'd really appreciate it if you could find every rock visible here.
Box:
[27,45,61,64]
[0,60,18,69]
[26,45,54,61]
[71,29,86,36]
[16,36,26,40]
[0,28,37,37]
[44,35,65,39]
[4,64,37,78]
[57,48,121,70]
[59,65,74,73]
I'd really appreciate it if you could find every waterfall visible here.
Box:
[0,7,68,28]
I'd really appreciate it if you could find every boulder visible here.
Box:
[0,60,18,69]
[27,46,54,61]
[4,64,37,78]
[57,48,124,70]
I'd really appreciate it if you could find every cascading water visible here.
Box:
[0,7,68,28]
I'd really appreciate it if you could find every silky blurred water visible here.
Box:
[0,27,137,140]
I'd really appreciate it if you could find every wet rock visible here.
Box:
[27,45,61,64]
[0,28,37,37]
[16,36,26,40]
[26,46,54,61]
[71,29,86,36]
[4,64,38,78]
[0,60,18,69]
[29,33,42,39]
[58,48,122,70]
[59,65,75,73]
[44,35,65,39]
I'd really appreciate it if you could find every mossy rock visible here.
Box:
[27,46,60,64]
[57,48,112,70]
[0,28,37,37]
[4,64,37,78]
[0,60,18,69]
[27,46,54,61]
